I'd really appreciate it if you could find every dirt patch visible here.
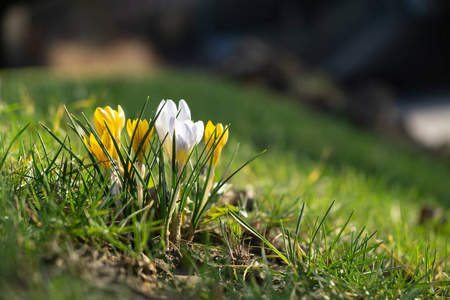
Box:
[48,245,170,298]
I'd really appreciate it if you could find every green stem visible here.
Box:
[165,168,183,248]
[200,167,215,215]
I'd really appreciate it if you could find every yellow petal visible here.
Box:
[213,148,222,167]
[220,125,229,148]
[117,105,125,129]
[94,108,106,134]
[102,108,116,132]
[90,134,104,162]
[205,120,215,149]
[95,108,113,139]
[127,118,152,159]
[217,123,224,133]
[101,131,112,152]
[138,119,152,158]
[136,121,143,142]
[126,119,134,140]
[203,121,229,167]
[102,131,118,161]
[205,120,214,138]
[104,106,115,118]
[84,135,92,153]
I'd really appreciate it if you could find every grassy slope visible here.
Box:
[1,69,449,298]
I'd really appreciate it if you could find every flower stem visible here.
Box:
[110,171,122,212]
[136,161,145,208]
[165,168,183,248]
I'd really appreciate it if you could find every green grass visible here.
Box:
[1,69,449,298]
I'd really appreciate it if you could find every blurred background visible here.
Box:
[2,0,450,151]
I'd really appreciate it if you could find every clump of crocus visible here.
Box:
[65,98,246,249]
[201,121,229,210]
[127,118,153,207]
[45,96,264,255]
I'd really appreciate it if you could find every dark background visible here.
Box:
[2,0,450,104]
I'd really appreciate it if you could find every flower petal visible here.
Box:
[84,135,92,153]
[90,134,103,160]
[117,105,125,129]
[204,120,214,148]
[220,125,229,147]
[94,108,106,133]
[192,121,204,145]
[178,99,191,121]
[168,116,176,139]
[99,107,115,133]
[155,100,177,140]
[126,119,134,140]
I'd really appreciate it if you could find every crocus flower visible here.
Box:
[126,118,153,159]
[84,131,115,168]
[172,118,204,167]
[199,121,229,213]
[126,118,153,207]
[155,100,204,167]
[156,100,204,245]
[95,106,125,138]
[204,121,229,167]
[93,105,125,160]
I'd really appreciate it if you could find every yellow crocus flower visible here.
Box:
[93,105,125,160]
[126,118,153,159]
[204,121,229,167]
[94,105,125,142]
[84,131,115,168]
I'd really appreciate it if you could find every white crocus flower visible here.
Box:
[155,99,204,167]
[171,118,204,167]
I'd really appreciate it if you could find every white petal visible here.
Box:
[162,100,177,128]
[161,116,175,158]
[192,121,204,145]
[155,100,177,140]
[178,99,191,121]
[166,100,177,117]
[155,100,167,138]
[174,119,187,139]
[156,100,166,119]
[168,117,176,139]
[176,134,189,152]
[184,122,195,149]
[174,120,189,151]
[184,119,194,128]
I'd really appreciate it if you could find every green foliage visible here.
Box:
[0,69,449,298]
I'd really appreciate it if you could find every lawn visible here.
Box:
[0,69,449,298]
